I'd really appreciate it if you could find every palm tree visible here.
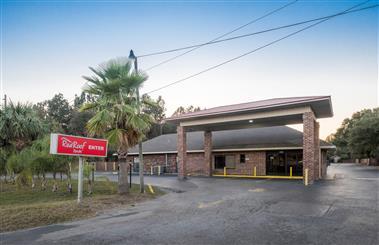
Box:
[0,102,46,151]
[81,58,154,194]
[0,102,46,181]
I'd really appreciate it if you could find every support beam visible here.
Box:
[177,126,187,180]
[303,111,316,185]
[204,131,212,176]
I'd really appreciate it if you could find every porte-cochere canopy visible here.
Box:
[166,96,333,185]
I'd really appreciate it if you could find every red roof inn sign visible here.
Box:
[50,134,108,204]
[50,134,108,157]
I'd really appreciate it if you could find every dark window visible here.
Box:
[214,155,226,169]
[240,154,246,163]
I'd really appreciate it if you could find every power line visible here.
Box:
[142,0,299,71]
[140,5,377,60]
[146,0,374,95]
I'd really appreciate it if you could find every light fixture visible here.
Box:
[128,49,136,60]
[249,119,254,123]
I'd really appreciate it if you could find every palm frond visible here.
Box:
[82,58,153,152]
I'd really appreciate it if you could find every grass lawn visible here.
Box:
[0,178,164,232]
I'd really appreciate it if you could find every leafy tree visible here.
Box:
[5,147,40,187]
[67,110,94,136]
[81,58,154,194]
[31,135,72,187]
[161,122,177,134]
[142,94,165,122]
[62,92,96,136]
[46,93,72,129]
[171,105,201,117]
[348,108,379,160]
[328,108,379,162]
[36,93,73,132]
[143,105,201,137]
[142,95,169,139]
[73,92,96,110]
[33,93,74,133]
[326,118,351,159]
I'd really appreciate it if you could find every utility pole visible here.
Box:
[3,94,7,108]
[129,49,145,193]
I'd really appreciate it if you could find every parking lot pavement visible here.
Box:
[94,173,198,192]
[1,163,378,245]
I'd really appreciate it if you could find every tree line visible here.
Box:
[0,58,201,193]
[326,108,379,163]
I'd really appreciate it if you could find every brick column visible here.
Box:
[303,111,316,185]
[314,121,320,180]
[177,126,187,180]
[204,131,212,176]
[321,150,328,178]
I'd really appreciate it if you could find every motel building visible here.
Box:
[127,96,335,185]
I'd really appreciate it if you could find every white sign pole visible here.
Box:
[78,156,84,204]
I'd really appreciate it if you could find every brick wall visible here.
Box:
[212,151,266,176]
[186,153,206,176]
[126,152,205,175]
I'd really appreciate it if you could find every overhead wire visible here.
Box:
[145,0,375,95]
[141,0,299,71]
[139,5,377,59]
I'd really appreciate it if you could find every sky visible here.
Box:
[1,0,378,139]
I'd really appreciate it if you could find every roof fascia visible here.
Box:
[179,106,312,127]
[127,145,335,155]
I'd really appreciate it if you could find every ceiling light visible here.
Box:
[249,120,254,123]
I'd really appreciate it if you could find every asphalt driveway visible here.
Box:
[1,163,378,245]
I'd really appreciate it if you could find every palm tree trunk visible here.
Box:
[118,153,129,195]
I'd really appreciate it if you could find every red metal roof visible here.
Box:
[167,96,332,121]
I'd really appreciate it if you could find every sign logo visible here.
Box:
[50,134,108,157]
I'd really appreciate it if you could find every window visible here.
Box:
[240,154,246,163]
[215,155,236,169]
[214,155,225,169]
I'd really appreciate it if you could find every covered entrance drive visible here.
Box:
[166,96,334,185]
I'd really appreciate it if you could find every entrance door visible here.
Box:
[266,151,286,175]
[266,150,303,176]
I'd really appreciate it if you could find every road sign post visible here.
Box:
[78,156,84,203]
[50,134,108,204]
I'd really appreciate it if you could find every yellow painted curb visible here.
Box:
[148,184,155,194]
[213,174,303,180]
